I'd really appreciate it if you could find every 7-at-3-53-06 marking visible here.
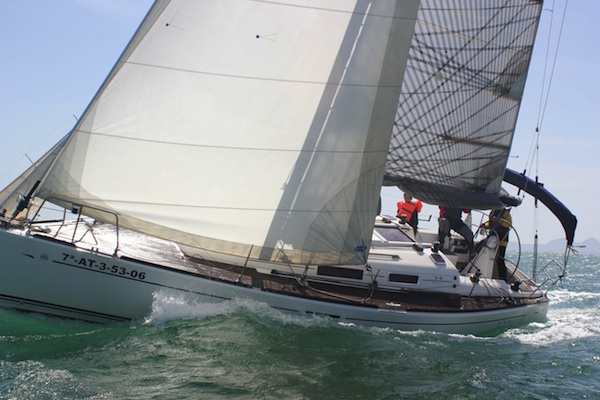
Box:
[59,252,147,280]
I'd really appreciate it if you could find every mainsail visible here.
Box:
[384,0,544,209]
[29,0,420,265]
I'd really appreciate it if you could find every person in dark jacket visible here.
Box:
[482,207,512,280]
[435,207,474,251]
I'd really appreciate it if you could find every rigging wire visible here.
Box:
[522,0,569,178]
[0,112,78,187]
[518,0,569,278]
[537,0,570,133]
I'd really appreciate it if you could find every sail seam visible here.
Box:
[249,0,415,21]
[124,61,403,89]
[76,130,388,154]
[74,198,359,213]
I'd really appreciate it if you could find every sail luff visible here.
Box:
[31,1,170,206]
[259,1,420,264]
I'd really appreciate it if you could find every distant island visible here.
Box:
[507,237,600,255]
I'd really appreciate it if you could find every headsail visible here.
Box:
[384,0,544,209]
[30,0,420,264]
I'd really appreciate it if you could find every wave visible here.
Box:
[501,304,600,346]
[144,290,336,328]
[0,360,110,399]
[547,287,600,305]
[145,287,600,345]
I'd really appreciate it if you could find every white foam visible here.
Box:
[144,290,337,328]
[143,291,237,325]
[502,305,600,346]
[547,288,600,305]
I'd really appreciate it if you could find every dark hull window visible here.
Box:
[389,274,419,284]
[317,266,364,280]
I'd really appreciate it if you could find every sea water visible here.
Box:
[1,252,598,400]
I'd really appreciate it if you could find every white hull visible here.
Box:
[0,227,547,335]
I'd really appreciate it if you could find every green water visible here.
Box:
[1,253,599,399]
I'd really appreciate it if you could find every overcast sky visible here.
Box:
[1,0,597,247]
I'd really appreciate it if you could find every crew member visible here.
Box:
[396,194,423,233]
[482,207,512,280]
[435,207,474,252]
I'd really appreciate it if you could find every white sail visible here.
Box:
[384,0,543,209]
[35,0,420,264]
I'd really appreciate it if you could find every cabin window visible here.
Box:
[374,227,413,243]
[389,273,419,284]
[317,266,363,280]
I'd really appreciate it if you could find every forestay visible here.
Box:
[0,136,68,221]
[28,0,420,265]
[384,0,544,209]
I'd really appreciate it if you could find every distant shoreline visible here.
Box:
[506,237,598,255]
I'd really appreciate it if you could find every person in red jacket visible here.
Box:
[435,207,474,252]
[396,193,423,233]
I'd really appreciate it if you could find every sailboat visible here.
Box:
[0,0,577,334]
